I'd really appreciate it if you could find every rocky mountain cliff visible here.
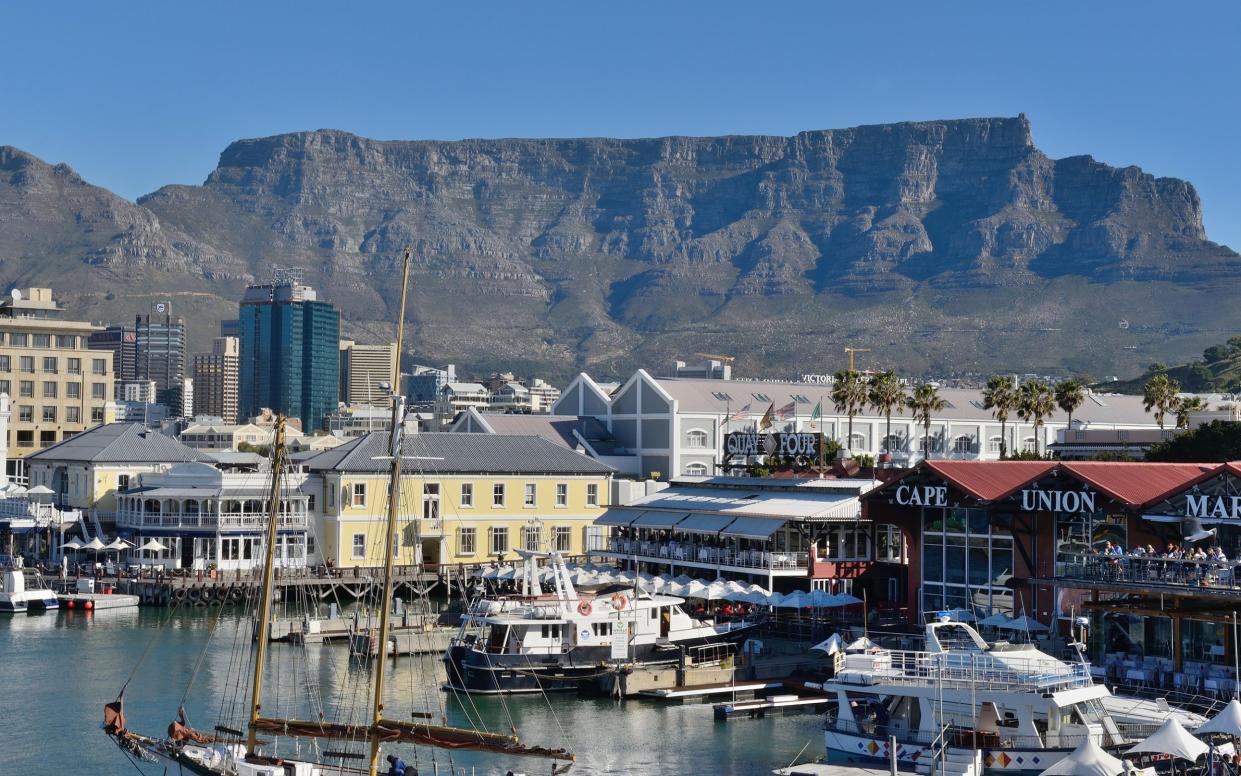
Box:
[2,117,1238,381]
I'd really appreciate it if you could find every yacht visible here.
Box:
[444,551,757,694]
[0,564,58,613]
[820,617,1138,774]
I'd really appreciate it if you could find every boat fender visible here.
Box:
[578,600,592,616]
[611,593,628,611]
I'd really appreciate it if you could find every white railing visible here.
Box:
[0,498,82,527]
[598,537,808,570]
[116,510,306,530]
[834,649,1094,693]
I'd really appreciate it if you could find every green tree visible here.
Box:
[867,370,905,461]
[1204,344,1230,363]
[1143,373,1181,430]
[1054,378,1086,430]
[1174,396,1209,429]
[906,383,947,460]
[1017,379,1055,456]
[982,375,1018,458]
[1147,421,1241,462]
[831,370,868,453]
[1184,363,1216,392]
[1227,335,1241,355]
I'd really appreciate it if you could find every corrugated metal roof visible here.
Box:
[305,432,615,475]
[722,516,786,539]
[924,460,1057,502]
[626,485,864,520]
[28,423,212,464]
[1062,461,1219,507]
[468,414,615,451]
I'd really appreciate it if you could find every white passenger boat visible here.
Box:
[0,564,58,613]
[820,618,1143,774]
[445,550,757,694]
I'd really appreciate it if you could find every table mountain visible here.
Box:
[2,116,1238,381]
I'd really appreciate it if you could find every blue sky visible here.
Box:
[3,1,1238,248]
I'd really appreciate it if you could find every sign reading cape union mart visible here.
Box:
[724,432,820,458]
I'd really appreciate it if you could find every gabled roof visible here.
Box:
[1060,462,1218,507]
[306,432,614,475]
[28,423,212,464]
[464,413,616,452]
[924,460,1057,502]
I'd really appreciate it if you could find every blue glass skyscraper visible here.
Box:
[238,283,340,430]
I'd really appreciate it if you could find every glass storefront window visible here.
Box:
[921,507,1014,616]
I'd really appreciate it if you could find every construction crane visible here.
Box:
[844,347,870,371]
[694,352,736,363]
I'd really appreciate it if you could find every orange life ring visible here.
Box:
[611,593,628,611]
[578,600,592,616]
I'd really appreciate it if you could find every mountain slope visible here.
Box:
[3,117,1239,380]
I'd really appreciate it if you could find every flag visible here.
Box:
[774,401,797,421]
[759,402,775,430]
[809,399,822,429]
[728,402,752,422]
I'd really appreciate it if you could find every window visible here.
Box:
[684,462,709,476]
[524,483,536,507]
[685,429,709,448]
[490,526,509,555]
[19,356,33,373]
[10,333,27,347]
[848,432,867,450]
[876,525,902,562]
[33,334,50,349]
[66,407,80,424]
[351,483,367,507]
[16,430,33,447]
[118,474,130,491]
[325,482,335,508]
[42,381,57,398]
[352,533,366,560]
[42,356,57,373]
[422,483,440,521]
[91,383,106,399]
[987,436,1004,454]
[0,356,8,372]
[524,525,541,551]
[458,526,476,555]
[19,381,32,398]
[40,430,56,447]
[18,405,32,423]
[42,406,56,423]
[66,382,80,399]
[307,494,315,511]
[92,358,106,375]
[460,483,473,507]
[587,483,599,507]
[1022,437,1037,453]
[0,380,8,395]
[67,358,80,375]
[553,526,571,552]
[953,435,974,454]
[492,483,505,507]
[57,335,76,349]
[555,483,568,507]
[90,407,104,423]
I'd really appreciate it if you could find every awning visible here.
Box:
[595,509,640,527]
[675,513,736,535]
[5,526,33,535]
[630,511,689,530]
[721,516,786,540]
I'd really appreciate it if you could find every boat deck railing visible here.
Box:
[824,718,1160,750]
[832,649,1095,693]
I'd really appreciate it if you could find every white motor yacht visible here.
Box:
[0,565,58,613]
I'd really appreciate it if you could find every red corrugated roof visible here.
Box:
[924,460,1057,502]
[1061,461,1219,507]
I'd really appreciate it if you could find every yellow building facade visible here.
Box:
[307,433,613,568]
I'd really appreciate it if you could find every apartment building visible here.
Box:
[192,337,240,423]
[338,340,397,406]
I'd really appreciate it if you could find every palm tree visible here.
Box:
[1175,396,1209,429]
[1054,379,1086,430]
[1017,379,1055,456]
[1143,373,1182,430]
[906,382,947,460]
[868,370,906,462]
[831,370,868,453]
[982,375,1018,459]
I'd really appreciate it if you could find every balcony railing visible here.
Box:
[116,510,307,531]
[595,537,809,571]
[1053,552,1241,595]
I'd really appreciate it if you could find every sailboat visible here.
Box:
[102,250,574,775]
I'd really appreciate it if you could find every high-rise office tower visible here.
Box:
[135,302,186,413]
[87,324,138,382]
[193,336,239,422]
[238,283,340,430]
[338,340,397,406]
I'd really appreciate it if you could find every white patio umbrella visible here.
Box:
[831,593,863,606]
[845,636,876,652]
[1040,737,1126,776]
[670,574,694,586]
[995,615,1049,632]
[774,591,809,608]
[60,539,84,551]
[811,633,844,654]
[1126,718,1209,762]
[1196,698,1241,738]
[978,613,1013,627]
[103,538,133,552]
[81,537,106,552]
[138,539,169,553]
[722,589,755,603]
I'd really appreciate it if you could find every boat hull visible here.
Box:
[444,624,758,694]
[825,729,1076,775]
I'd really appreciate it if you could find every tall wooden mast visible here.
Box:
[367,247,414,776]
[247,416,287,752]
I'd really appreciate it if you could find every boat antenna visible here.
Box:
[247,415,287,753]
[367,247,413,776]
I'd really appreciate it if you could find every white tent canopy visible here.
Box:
[1039,737,1126,776]
[1126,718,1209,762]
[978,613,1013,627]
[81,537,106,551]
[103,538,133,551]
[845,636,876,652]
[811,633,844,654]
[137,539,169,553]
[995,615,1049,632]
[1196,698,1241,738]
[60,539,83,550]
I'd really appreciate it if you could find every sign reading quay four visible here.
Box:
[724,432,820,458]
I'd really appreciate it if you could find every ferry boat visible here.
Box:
[0,564,58,613]
[820,617,1139,774]
[444,551,758,694]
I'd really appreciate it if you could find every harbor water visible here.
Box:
[1,607,825,775]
